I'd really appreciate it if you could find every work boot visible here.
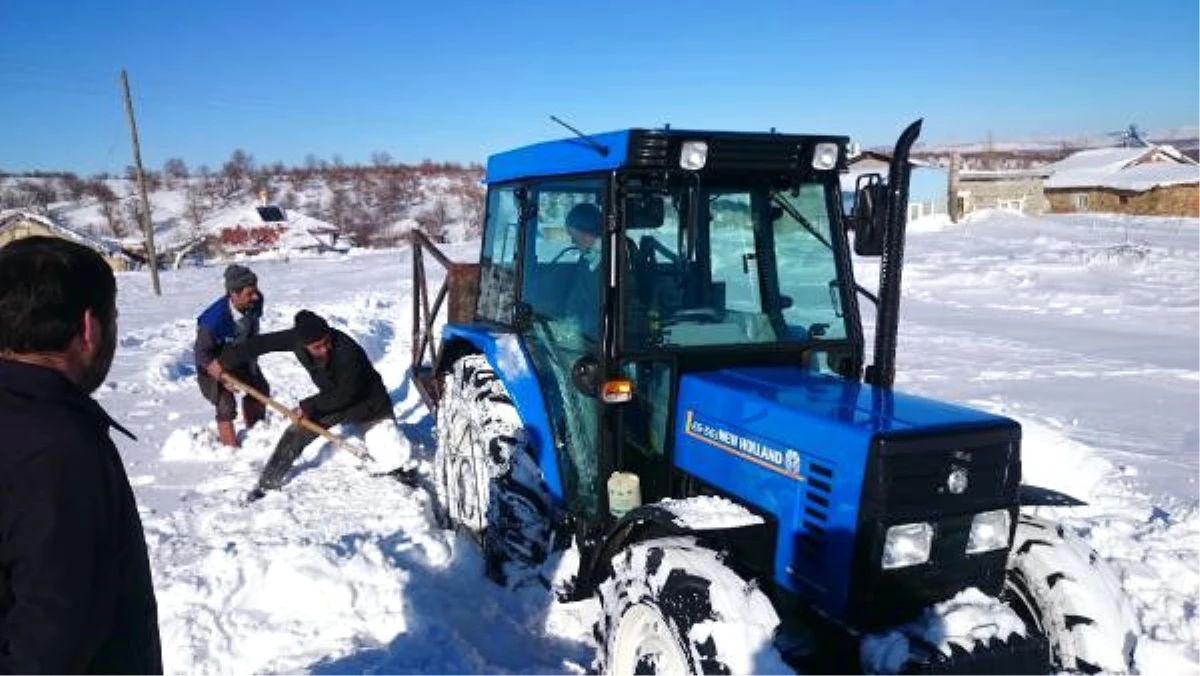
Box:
[243,398,266,429]
[216,420,239,448]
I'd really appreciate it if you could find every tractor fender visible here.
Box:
[436,325,566,505]
[572,497,767,599]
[1019,484,1087,507]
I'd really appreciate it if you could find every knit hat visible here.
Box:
[224,264,257,292]
[294,310,329,344]
[565,202,602,237]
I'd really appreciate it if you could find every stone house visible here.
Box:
[1044,145,1198,216]
[955,168,1052,217]
[0,210,132,271]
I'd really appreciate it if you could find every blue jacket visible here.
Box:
[194,295,262,369]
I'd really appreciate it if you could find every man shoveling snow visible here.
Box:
[211,310,409,502]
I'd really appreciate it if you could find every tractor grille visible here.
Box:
[846,424,1022,630]
[863,432,1020,517]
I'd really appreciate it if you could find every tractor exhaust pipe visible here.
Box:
[865,119,922,389]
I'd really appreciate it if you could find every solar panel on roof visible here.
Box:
[256,206,286,223]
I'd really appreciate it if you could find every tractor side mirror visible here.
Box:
[571,355,600,397]
[850,174,887,257]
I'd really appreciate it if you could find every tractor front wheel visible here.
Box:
[434,354,551,584]
[595,537,789,675]
[1004,514,1139,674]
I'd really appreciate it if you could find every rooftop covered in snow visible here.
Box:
[1046,145,1198,191]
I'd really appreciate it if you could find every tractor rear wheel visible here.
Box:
[1004,514,1138,674]
[435,354,551,584]
[595,537,789,675]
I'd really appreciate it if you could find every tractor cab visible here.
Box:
[460,127,890,524]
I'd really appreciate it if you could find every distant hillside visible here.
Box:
[0,157,485,256]
[905,125,1199,170]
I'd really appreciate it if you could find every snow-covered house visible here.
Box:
[0,209,133,271]
[1045,145,1198,216]
[198,204,346,256]
[843,152,947,221]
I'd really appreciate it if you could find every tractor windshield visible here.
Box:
[622,178,850,351]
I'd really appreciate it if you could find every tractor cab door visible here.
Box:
[517,178,607,519]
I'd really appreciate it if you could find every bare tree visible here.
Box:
[416,199,450,242]
[122,199,142,238]
[325,186,351,229]
[220,148,255,194]
[164,156,189,180]
[185,182,210,233]
[97,192,125,237]
[61,173,89,201]
[278,188,300,211]
[460,187,485,238]
[15,180,57,211]
[342,202,380,246]
[370,151,393,168]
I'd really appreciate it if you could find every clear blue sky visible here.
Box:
[2,0,1197,174]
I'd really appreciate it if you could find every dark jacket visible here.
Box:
[193,294,263,370]
[0,359,162,674]
[220,327,391,422]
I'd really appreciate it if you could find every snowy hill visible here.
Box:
[94,211,1197,674]
[0,164,484,259]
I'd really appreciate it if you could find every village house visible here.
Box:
[197,202,346,257]
[954,167,1052,217]
[1044,145,1198,216]
[0,210,133,271]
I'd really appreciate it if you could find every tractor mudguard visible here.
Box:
[566,496,769,601]
[1018,484,1087,507]
[437,325,566,504]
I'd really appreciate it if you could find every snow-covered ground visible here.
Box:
[97,212,1197,674]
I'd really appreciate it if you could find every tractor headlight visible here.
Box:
[812,142,839,170]
[882,522,933,569]
[966,509,1011,554]
[679,141,708,170]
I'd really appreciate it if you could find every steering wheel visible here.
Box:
[549,245,584,264]
[664,307,723,325]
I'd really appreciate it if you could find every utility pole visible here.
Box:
[120,69,161,295]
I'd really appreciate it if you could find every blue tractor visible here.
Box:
[408,121,1137,674]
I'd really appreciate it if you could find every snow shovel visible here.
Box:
[219,372,377,464]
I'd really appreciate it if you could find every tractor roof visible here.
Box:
[485,128,850,184]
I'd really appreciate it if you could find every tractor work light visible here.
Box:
[601,378,634,404]
[966,509,1011,554]
[812,142,839,170]
[679,141,708,170]
[882,522,933,569]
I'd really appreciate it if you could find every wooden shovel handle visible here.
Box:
[219,372,374,462]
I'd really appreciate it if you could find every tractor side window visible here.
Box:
[476,187,519,324]
[521,186,605,345]
[519,178,606,519]
[771,184,848,341]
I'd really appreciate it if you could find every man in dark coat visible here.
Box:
[0,236,162,674]
[214,310,394,501]
[194,264,270,447]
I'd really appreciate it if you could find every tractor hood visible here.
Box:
[672,366,1019,609]
[674,366,1012,487]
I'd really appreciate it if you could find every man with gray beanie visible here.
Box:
[194,264,270,447]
